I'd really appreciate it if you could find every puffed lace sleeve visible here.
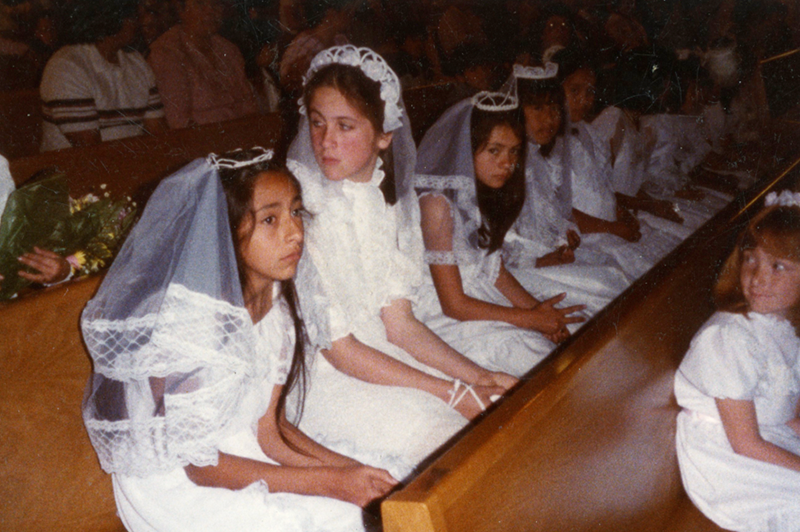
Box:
[678,312,764,400]
[419,191,457,265]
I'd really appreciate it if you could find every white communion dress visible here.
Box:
[413,184,556,378]
[505,138,632,316]
[288,160,467,479]
[675,312,800,532]
[113,290,370,532]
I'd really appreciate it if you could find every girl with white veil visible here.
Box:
[502,64,632,315]
[413,90,584,377]
[81,148,397,532]
[286,46,516,476]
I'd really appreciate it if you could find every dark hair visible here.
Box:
[216,148,308,446]
[470,107,526,253]
[715,204,800,334]
[303,62,397,204]
[517,76,566,157]
[62,0,140,44]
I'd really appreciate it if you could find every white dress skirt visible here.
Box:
[507,139,633,317]
[112,299,370,532]
[675,312,800,532]
[412,192,557,378]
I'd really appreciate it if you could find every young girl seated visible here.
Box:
[287,46,516,474]
[413,90,584,377]
[523,59,683,280]
[81,148,396,532]
[504,63,631,314]
[675,190,800,530]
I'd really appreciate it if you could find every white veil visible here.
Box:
[81,154,307,478]
[415,94,492,267]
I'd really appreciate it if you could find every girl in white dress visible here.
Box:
[504,63,632,314]
[81,148,397,532]
[413,90,584,377]
[286,46,516,476]
[675,190,800,532]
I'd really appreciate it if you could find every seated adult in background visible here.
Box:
[39,0,166,152]
[148,0,259,129]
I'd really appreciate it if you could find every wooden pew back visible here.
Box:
[9,113,283,200]
[382,162,800,532]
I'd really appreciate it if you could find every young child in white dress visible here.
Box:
[675,190,800,532]
[504,63,632,314]
[413,90,584,377]
[81,148,397,532]
[286,46,516,476]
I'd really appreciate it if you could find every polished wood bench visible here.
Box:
[382,156,800,532]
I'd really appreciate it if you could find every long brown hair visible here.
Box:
[715,204,800,333]
[217,148,308,445]
[303,62,398,204]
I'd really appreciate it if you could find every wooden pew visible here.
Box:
[381,158,800,532]
[9,112,283,201]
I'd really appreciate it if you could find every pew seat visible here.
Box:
[382,158,800,532]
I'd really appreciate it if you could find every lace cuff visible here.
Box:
[425,250,457,265]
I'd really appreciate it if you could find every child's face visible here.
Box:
[740,246,800,317]
[238,171,304,291]
[473,124,522,189]
[523,102,561,147]
[563,69,596,123]
[309,86,392,183]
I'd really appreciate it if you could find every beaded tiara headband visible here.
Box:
[299,45,404,132]
[765,190,800,209]
[513,62,559,80]
[208,147,274,169]
[472,90,518,112]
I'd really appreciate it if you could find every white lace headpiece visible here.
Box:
[208,147,274,169]
[299,44,403,132]
[472,90,519,112]
[513,62,559,80]
[765,190,800,209]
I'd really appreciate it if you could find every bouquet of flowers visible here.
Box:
[0,168,137,300]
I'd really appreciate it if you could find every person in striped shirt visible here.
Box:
[39,0,166,152]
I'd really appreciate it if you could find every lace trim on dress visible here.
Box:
[415,174,474,191]
[425,250,457,265]
[82,283,266,477]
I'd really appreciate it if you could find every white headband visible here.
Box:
[472,90,518,112]
[513,62,559,80]
[299,45,403,132]
[208,147,274,169]
[765,190,800,209]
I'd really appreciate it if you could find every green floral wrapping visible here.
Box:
[0,169,137,300]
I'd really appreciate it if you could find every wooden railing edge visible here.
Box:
[381,154,800,528]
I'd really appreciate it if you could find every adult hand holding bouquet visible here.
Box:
[0,169,137,300]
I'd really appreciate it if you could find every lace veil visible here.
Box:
[81,155,292,477]
[287,45,424,338]
[414,92,517,268]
